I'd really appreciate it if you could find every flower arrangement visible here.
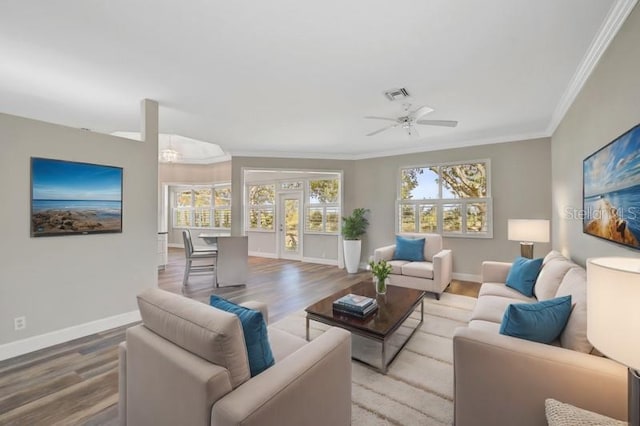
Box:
[368,259,392,294]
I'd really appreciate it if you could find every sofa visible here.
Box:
[453,251,627,426]
[373,233,452,299]
[118,289,352,426]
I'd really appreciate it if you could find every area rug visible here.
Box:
[270,293,476,426]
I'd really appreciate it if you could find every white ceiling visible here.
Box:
[0,0,636,160]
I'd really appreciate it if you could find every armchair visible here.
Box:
[373,233,452,299]
[118,289,352,426]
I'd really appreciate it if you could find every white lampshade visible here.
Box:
[587,257,640,371]
[507,219,550,243]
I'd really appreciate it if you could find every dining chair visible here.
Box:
[182,230,217,289]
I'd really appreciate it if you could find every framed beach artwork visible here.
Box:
[583,124,640,250]
[31,157,123,237]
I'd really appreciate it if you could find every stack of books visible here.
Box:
[332,293,378,318]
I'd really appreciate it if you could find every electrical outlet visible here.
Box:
[14,316,26,331]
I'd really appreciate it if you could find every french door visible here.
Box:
[277,192,303,260]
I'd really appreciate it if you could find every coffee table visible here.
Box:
[305,280,425,374]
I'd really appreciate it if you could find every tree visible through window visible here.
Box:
[172,185,231,229]
[306,179,340,233]
[399,161,491,236]
[248,184,275,230]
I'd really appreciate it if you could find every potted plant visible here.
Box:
[368,259,392,294]
[341,208,369,273]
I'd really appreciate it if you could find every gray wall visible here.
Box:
[354,138,552,277]
[551,4,640,265]
[0,113,158,346]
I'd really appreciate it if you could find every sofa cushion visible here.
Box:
[499,295,572,344]
[545,398,626,426]
[556,268,593,353]
[470,295,528,324]
[210,295,275,377]
[505,257,543,297]
[393,236,425,261]
[401,261,434,279]
[468,319,502,334]
[479,283,538,302]
[534,258,577,301]
[543,250,565,265]
[137,288,250,388]
[388,260,410,275]
[267,327,307,362]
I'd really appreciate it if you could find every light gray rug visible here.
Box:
[270,292,476,426]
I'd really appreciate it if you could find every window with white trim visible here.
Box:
[398,161,492,237]
[305,178,340,233]
[172,184,231,229]
[248,184,275,231]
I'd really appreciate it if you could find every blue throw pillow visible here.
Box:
[210,296,275,377]
[505,257,543,296]
[499,295,572,344]
[393,236,425,261]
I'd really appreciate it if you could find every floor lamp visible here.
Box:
[507,219,550,259]
[587,257,640,425]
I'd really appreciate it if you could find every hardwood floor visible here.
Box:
[0,248,480,425]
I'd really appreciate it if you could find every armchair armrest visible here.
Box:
[481,261,511,283]
[239,301,269,324]
[374,244,395,262]
[433,249,453,289]
[453,327,627,426]
[212,327,351,426]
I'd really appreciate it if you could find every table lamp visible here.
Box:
[507,219,550,259]
[587,257,640,425]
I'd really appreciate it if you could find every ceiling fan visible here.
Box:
[365,103,458,137]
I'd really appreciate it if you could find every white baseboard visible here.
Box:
[0,310,141,362]
[452,272,481,283]
[248,251,278,259]
[302,257,338,266]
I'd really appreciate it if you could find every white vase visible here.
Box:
[343,240,362,273]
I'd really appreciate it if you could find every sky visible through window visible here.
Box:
[409,168,455,199]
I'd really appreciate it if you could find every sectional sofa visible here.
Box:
[453,251,628,425]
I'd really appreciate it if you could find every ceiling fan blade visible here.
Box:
[408,105,434,120]
[364,116,398,122]
[416,119,458,128]
[366,124,398,136]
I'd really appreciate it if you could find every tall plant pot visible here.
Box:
[343,240,362,273]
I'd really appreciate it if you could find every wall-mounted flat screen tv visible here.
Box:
[31,157,123,237]
[583,124,640,250]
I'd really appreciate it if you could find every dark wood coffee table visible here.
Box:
[305,280,425,373]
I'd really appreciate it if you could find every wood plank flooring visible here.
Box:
[0,248,480,425]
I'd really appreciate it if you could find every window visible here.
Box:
[305,178,340,233]
[398,161,492,237]
[172,185,231,229]
[248,184,275,231]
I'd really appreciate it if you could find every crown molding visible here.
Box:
[546,0,638,135]
[229,150,359,161]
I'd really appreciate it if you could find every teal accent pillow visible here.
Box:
[393,236,425,261]
[500,295,572,344]
[210,295,274,377]
[505,257,543,296]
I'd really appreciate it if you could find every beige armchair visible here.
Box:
[373,233,453,299]
[119,289,352,426]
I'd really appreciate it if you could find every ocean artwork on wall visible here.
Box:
[31,157,123,237]
[583,124,640,250]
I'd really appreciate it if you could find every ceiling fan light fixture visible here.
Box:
[383,87,410,101]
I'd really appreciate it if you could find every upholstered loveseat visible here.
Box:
[453,251,627,426]
[373,233,453,299]
[118,289,352,426]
